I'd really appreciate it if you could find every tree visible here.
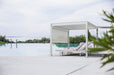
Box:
[88,9,114,71]
[0,35,10,43]
[70,35,85,43]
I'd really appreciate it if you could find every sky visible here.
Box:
[0,0,114,40]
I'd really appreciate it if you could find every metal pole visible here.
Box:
[50,24,52,56]
[96,28,98,48]
[10,39,12,48]
[68,30,70,49]
[86,22,88,57]
[16,39,18,48]
[96,28,98,40]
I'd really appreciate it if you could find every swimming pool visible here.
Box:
[0,43,60,56]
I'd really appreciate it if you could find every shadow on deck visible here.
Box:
[62,53,105,57]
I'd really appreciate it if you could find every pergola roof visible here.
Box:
[52,21,97,30]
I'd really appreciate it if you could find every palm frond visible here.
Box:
[101,53,113,60]
[88,48,106,53]
[103,10,114,23]
[89,9,114,71]
[101,54,114,67]
[107,67,114,71]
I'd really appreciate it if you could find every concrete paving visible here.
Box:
[0,55,113,75]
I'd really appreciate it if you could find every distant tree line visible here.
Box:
[70,31,94,43]
[0,33,93,44]
[70,35,85,43]
[17,35,87,43]
[17,37,50,43]
[0,35,13,43]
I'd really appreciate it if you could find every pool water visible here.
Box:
[0,43,60,56]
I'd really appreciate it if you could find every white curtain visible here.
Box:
[52,28,68,43]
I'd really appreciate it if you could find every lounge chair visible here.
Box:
[56,42,84,55]
[56,42,92,56]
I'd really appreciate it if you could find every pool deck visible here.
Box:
[0,55,113,75]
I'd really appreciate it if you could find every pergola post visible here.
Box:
[50,24,52,56]
[96,28,98,41]
[86,22,88,57]
[96,28,98,48]
[68,30,70,49]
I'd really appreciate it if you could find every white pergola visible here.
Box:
[50,21,98,57]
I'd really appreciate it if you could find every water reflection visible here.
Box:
[0,43,6,47]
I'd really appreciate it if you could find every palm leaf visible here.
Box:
[88,48,106,53]
[101,53,113,60]
[89,9,114,71]
[101,54,114,67]
[103,10,114,23]
[107,67,114,71]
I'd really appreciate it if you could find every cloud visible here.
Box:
[53,0,114,37]
[0,0,113,40]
